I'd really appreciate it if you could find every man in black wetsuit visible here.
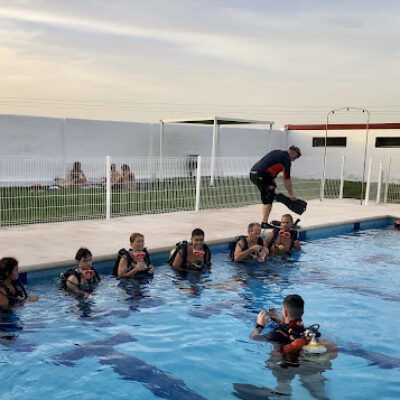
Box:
[250,146,301,229]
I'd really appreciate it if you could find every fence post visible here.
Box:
[195,156,202,212]
[384,157,391,203]
[376,161,383,204]
[339,155,345,199]
[320,158,326,201]
[106,156,111,220]
[365,157,372,206]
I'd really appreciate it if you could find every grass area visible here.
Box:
[1,177,397,226]
[0,177,260,225]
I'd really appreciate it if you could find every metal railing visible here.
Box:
[1,154,397,227]
[320,156,400,204]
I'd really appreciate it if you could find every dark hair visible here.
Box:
[191,228,204,237]
[0,257,18,280]
[121,164,130,171]
[75,248,92,261]
[289,145,301,157]
[283,294,304,319]
[73,161,81,170]
[248,222,261,232]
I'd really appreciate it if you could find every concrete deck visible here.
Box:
[1,199,399,272]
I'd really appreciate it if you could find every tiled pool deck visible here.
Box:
[0,199,399,273]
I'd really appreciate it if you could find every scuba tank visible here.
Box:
[301,325,329,361]
[282,324,328,357]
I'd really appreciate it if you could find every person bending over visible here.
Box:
[113,233,154,278]
[265,214,301,256]
[0,257,38,311]
[61,248,100,296]
[250,146,301,229]
[169,228,212,271]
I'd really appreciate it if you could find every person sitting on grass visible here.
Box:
[265,214,301,256]
[231,222,269,262]
[169,228,212,271]
[113,164,135,190]
[0,257,38,311]
[60,248,100,297]
[113,233,154,279]
[103,163,120,188]
[69,161,88,187]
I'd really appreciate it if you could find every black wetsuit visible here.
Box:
[0,280,28,308]
[113,248,151,277]
[250,150,292,205]
[231,236,264,261]
[265,318,305,345]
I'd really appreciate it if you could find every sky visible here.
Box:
[0,0,399,128]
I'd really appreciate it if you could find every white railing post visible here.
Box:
[365,157,372,206]
[106,155,111,220]
[339,155,345,199]
[195,156,202,211]
[384,157,391,203]
[376,161,383,204]
[320,158,326,201]
[210,118,219,186]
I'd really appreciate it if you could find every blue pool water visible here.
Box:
[1,225,400,399]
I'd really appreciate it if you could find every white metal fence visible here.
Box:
[0,155,398,227]
[321,156,400,204]
[0,156,264,226]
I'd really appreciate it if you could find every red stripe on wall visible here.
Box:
[285,123,400,131]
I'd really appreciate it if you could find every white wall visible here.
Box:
[0,114,284,159]
[287,128,400,182]
[2,113,398,183]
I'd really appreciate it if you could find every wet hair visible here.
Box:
[283,294,304,319]
[0,257,18,280]
[73,161,81,170]
[248,222,261,232]
[75,248,92,261]
[130,233,144,243]
[122,164,130,171]
[281,214,294,222]
[191,228,204,237]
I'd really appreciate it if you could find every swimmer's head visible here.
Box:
[281,214,294,231]
[248,222,261,240]
[130,233,144,251]
[191,228,205,249]
[75,247,93,270]
[0,257,19,281]
[282,294,304,323]
[395,220,400,230]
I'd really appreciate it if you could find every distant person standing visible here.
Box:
[250,146,301,229]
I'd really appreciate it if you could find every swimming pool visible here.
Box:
[1,222,400,400]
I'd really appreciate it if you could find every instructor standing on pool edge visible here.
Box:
[250,146,301,229]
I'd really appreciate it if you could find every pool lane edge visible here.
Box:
[19,214,399,275]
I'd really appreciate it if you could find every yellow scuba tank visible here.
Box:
[301,328,329,361]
